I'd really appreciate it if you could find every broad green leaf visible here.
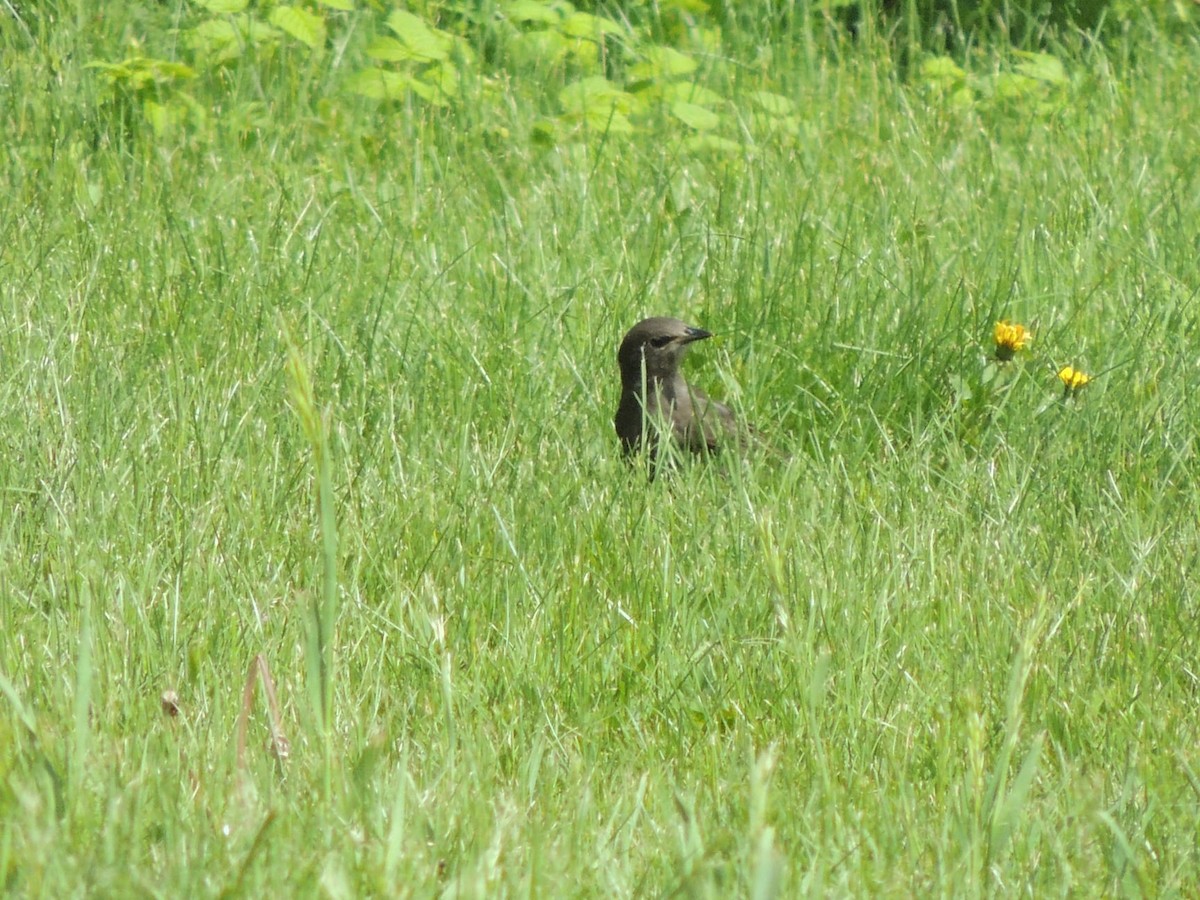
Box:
[661,81,725,107]
[270,6,326,49]
[84,61,134,80]
[406,77,440,104]
[185,19,243,62]
[88,57,197,86]
[580,107,634,134]
[189,13,280,54]
[366,36,417,62]
[921,55,965,82]
[530,119,558,146]
[776,115,803,137]
[386,10,450,61]
[316,0,354,8]
[564,37,599,69]
[991,72,1039,101]
[133,58,196,82]
[694,25,722,54]
[143,99,179,137]
[347,67,412,99]
[510,29,568,66]
[422,60,460,98]
[175,90,208,127]
[751,91,794,115]
[629,46,696,80]
[561,12,624,39]
[685,133,742,154]
[449,36,477,66]
[671,101,720,130]
[129,68,157,90]
[197,0,248,12]
[506,0,562,24]
[149,60,197,80]
[244,17,283,44]
[1014,51,1067,85]
[949,86,975,108]
[559,76,633,115]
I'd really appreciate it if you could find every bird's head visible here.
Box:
[617,317,712,385]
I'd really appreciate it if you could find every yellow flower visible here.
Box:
[1058,366,1091,395]
[993,321,1031,361]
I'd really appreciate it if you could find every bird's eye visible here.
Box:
[649,336,673,348]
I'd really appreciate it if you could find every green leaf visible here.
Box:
[564,37,599,69]
[365,36,417,62]
[448,36,476,66]
[1014,51,1067,85]
[84,61,132,86]
[949,87,975,108]
[506,0,563,24]
[270,6,326,49]
[187,13,281,61]
[422,60,460,99]
[151,60,196,80]
[242,16,283,46]
[405,77,440,104]
[185,19,244,62]
[316,0,355,9]
[175,90,208,128]
[559,76,633,115]
[629,46,697,80]
[87,57,197,88]
[991,72,1039,101]
[920,55,966,82]
[561,12,624,39]
[750,108,803,139]
[510,29,568,67]
[580,107,634,134]
[661,81,725,107]
[346,67,412,100]
[684,134,743,154]
[781,115,803,137]
[750,91,794,115]
[143,98,183,137]
[386,10,451,61]
[671,101,720,131]
[530,119,559,146]
[196,0,248,12]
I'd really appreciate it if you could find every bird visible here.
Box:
[613,316,740,463]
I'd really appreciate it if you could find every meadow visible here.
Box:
[2,1,1199,895]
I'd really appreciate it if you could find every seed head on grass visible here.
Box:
[1058,365,1091,398]
[993,321,1031,361]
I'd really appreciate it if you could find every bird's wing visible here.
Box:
[615,384,679,456]
[675,383,738,453]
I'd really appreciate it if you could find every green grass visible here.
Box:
[2,2,1200,895]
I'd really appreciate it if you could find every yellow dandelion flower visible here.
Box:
[993,321,1031,361]
[1058,366,1091,396]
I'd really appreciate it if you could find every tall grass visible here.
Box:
[0,2,1198,895]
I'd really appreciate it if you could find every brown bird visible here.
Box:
[613,316,739,462]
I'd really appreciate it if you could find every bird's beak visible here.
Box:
[684,326,712,343]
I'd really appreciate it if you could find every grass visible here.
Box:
[2,2,1200,895]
